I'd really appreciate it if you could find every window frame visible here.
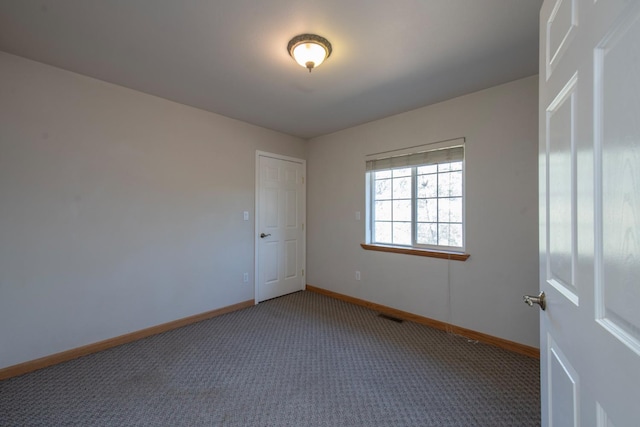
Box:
[365,141,467,257]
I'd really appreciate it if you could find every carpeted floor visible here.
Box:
[0,290,540,426]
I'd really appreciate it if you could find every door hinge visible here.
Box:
[302,269,305,276]
[302,176,305,184]
[302,223,304,230]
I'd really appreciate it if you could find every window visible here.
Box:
[366,142,465,253]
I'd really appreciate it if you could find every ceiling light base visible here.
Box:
[288,34,332,73]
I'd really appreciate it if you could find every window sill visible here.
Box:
[360,243,470,261]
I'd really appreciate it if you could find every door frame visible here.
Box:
[254,151,306,304]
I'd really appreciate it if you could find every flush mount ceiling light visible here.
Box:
[287,34,332,73]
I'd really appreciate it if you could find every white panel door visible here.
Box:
[256,153,305,302]
[539,0,640,425]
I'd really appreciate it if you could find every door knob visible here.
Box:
[523,291,546,310]
[260,233,271,238]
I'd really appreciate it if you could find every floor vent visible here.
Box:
[378,313,404,323]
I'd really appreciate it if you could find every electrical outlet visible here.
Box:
[243,272,249,283]
[355,271,361,281]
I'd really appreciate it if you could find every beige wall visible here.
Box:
[0,49,539,369]
[306,76,540,347]
[0,52,306,369]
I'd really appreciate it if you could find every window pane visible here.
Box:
[393,222,411,245]
[393,200,412,221]
[374,221,392,243]
[417,174,437,198]
[392,167,412,178]
[449,224,463,247]
[438,223,463,247]
[450,197,462,222]
[438,197,462,223]
[448,171,462,196]
[438,223,450,246]
[449,161,463,172]
[417,223,438,245]
[375,200,392,221]
[368,146,464,251]
[417,164,437,175]
[438,162,452,172]
[438,173,450,197]
[375,178,391,199]
[393,176,411,199]
[417,198,437,222]
[438,171,463,197]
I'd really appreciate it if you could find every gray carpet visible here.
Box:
[0,290,540,426]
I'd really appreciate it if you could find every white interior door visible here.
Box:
[255,152,305,302]
[539,0,640,425]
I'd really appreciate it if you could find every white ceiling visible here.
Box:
[0,0,543,139]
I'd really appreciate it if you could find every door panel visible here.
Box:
[546,74,578,303]
[546,0,577,77]
[264,187,278,228]
[284,239,298,279]
[264,241,278,284]
[548,337,579,427]
[540,1,640,426]
[285,190,297,228]
[596,10,640,356]
[257,154,305,302]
